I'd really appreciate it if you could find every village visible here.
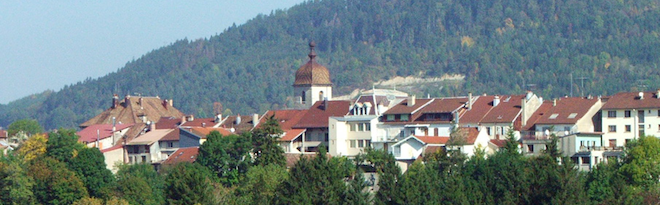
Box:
[2,42,656,175]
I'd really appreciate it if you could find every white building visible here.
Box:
[601,90,660,147]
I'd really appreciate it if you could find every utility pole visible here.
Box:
[576,76,588,97]
[570,73,573,97]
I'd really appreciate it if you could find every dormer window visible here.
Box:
[386,115,395,121]
[401,114,409,121]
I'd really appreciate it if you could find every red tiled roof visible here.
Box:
[459,96,493,124]
[535,97,600,125]
[280,129,306,141]
[156,117,182,129]
[479,95,524,123]
[185,127,234,138]
[101,144,123,153]
[259,110,308,130]
[602,91,660,109]
[180,118,218,128]
[160,128,180,141]
[80,96,185,128]
[293,100,351,128]
[410,97,467,123]
[523,102,554,130]
[383,98,434,115]
[127,129,175,145]
[162,147,199,165]
[490,139,508,148]
[0,130,7,139]
[77,123,134,143]
[415,136,450,144]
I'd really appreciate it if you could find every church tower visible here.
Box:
[293,41,332,107]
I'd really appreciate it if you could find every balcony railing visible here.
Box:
[578,146,624,152]
[520,130,574,140]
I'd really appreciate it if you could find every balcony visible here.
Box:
[520,130,574,140]
[578,146,624,153]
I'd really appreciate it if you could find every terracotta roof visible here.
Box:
[127,129,175,145]
[184,127,234,138]
[522,102,554,130]
[293,42,332,86]
[159,128,180,141]
[280,129,306,141]
[155,117,182,129]
[416,136,450,144]
[411,97,467,123]
[77,124,134,143]
[423,146,446,155]
[458,127,481,144]
[180,118,219,128]
[535,97,600,125]
[0,130,7,139]
[489,139,508,148]
[602,91,660,109]
[460,96,494,124]
[293,100,351,128]
[162,147,199,165]
[461,95,523,124]
[114,123,148,145]
[80,96,185,128]
[218,114,258,134]
[284,152,331,168]
[101,144,123,153]
[259,110,308,130]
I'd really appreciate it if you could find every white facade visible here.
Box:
[602,109,660,147]
[329,116,378,157]
[294,85,332,107]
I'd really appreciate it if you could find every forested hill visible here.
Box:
[3,0,660,130]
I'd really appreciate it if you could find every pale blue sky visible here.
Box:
[0,1,306,104]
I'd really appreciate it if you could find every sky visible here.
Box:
[0,1,306,104]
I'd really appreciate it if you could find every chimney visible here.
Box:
[187,115,194,122]
[181,116,187,124]
[323,97,328,111]
[253,113,259,128]
[162,100,168,109]
[201,123,206,128]
[493,96,500,107]
[639,92,644,100]
[553,98,557,106]
[657,89,660,99]
[408,95,416,107]
[149,121,155,131]
[139,97,143,109]
[169,99,173,107]
[215,114,223,123]
[467,92,473,110]
[521,99,526,127]
[526,91,533,101]
[112,94,119,109]
[112,117,116,132]
[236,114,241,125]
[124,95,130,107]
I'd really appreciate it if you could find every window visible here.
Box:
[319,91,324,102]
[564,126,571,132]
[658,110,660,117]
[608,125,617,132]
[625,110,631,118]
[639,110,645,123]
[607,111,617,118]
[365,140,371,147]
[358,140,365,148]
[350,140,356,148]
[486,127,491,135]
[609,139,616,148]
[549,113,559,119]
[625,125,631,132]
[528,145,534,153]
[365,123,371,131]
[639,125,645,137]
[401,114,409,121]
[567,113,578,119]
[434,128,439,136]
[386,115,395,121]
[582,157,590,165]
[358,123,364,131]
[350,123,356,131]
[302,91,306,103]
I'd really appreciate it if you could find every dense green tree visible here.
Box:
[275,148,348,205]
[344,169,372,205]
[28,157,88,205]
[235,164,288,204]
[0,151,36,205]
[619,135,660,187]
[7,119,43,137]
[46,129,85,164]
[196,131,252,186]
[366,148,400,205]
[68,147,115,199]
[114,163,165,205]
[251,115,286,167]
[164,162,215,205]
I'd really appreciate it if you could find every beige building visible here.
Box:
[601,90,660,147]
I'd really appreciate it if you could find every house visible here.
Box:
[460,92,543,140]
[217,114,261,134]
[256,109,308,153]
[521,96,603,155]
[559,132,622,171]
[125,129,177,165]
[77,123,133,150]
[179,127,234,148]
[390,127,490,172]
[80,94,185,128]
[601,90,660,147]
[0,129,7,142]
[292,100,351,152]
[161,147,199,167]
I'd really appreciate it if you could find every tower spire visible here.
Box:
[308,41,316,61]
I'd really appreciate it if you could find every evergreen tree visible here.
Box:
[196,131,252,186]
[164,162,214,205]
[68,147,115,199]
[251,115,286,167]
[114,163,165,205]
[344,169,371,205]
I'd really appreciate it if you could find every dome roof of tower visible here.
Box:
[293,41,332,86]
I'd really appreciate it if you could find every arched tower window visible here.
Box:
[302,91,306,103]
[319,91,324,102]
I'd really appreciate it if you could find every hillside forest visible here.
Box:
[2,0,660,129]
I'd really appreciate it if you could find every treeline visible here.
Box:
[4,119,660,204]
[3,0,660,130]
